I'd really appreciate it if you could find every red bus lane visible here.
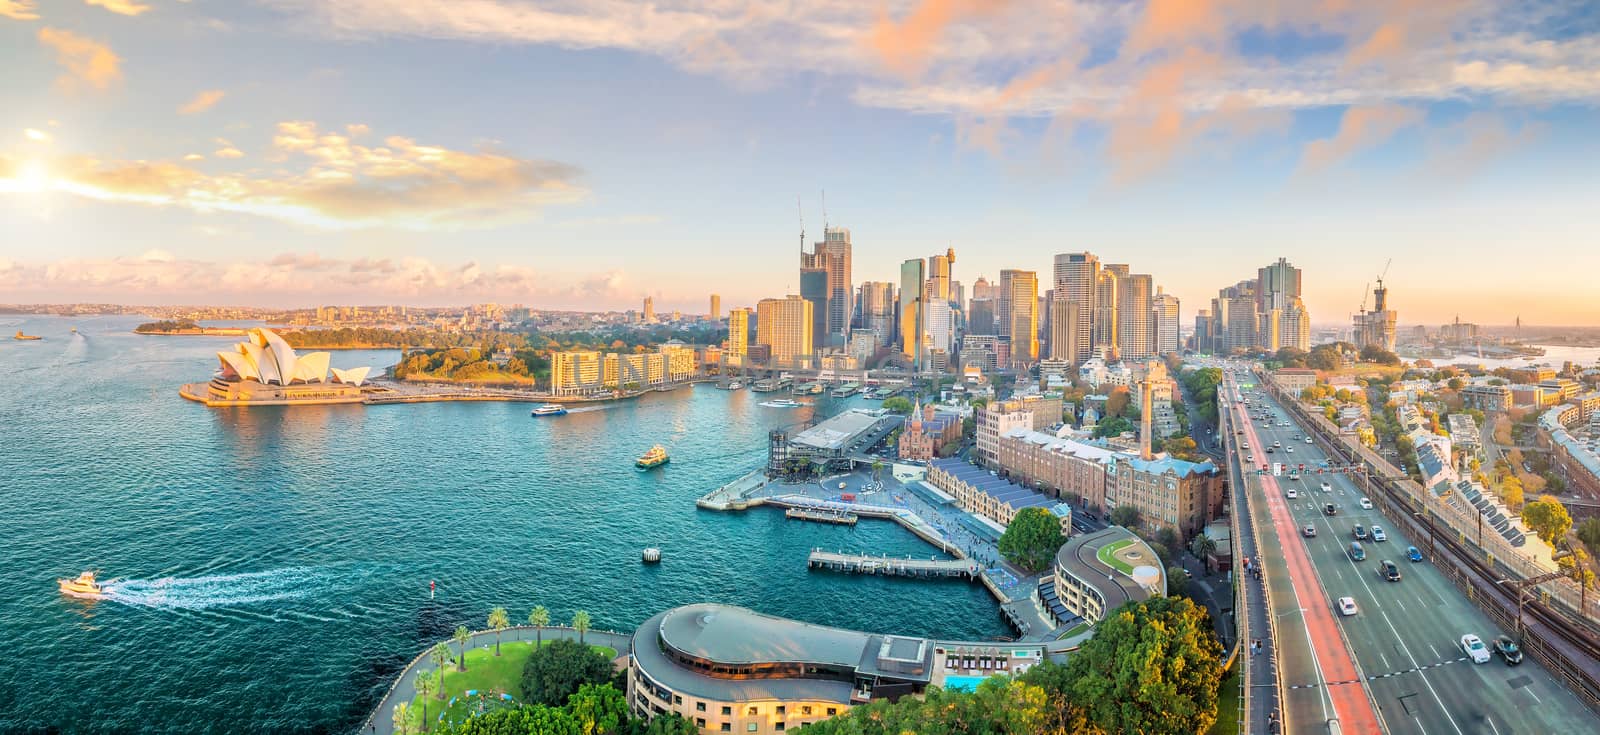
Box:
[1234,399,1383,734]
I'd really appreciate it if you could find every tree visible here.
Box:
[488,607,510,656]
[1501,475,1525,511]
[1166,565,1190,597]
[1105,387,1132,419]
[393,702,412,735]
[1065,596,1223,735]
[428,643,452,701]
[641,713,700,735]
[520,638,615,707]
[572,610,592,645]
[882,396,912,414]
[414,670,434,732]
[1164,435,1199,461]
[566,683,628,735]
[998,507,1066,573]
[1577,518,1600,550]
[1093,415,1134,438]
[529,605,551,646]
[432,705,581,735]
[453,625,472,672]
[1190,533,1218,571]
[1522,495,1573,545]
[1110,505,1141,528]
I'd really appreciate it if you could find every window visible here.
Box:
[827,708,838,716]
[776,724,786,732]
[722,706,732,716]
[801,706,813,716]
[720,724,731,732]
[697,719,706,728]
[747,725,758,733]
[674,695,682,705]
[776,706,786,715]
[697,702,706,712]
[747,706,759,716]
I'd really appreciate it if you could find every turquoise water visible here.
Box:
[941,674,1003,692]
[0,315,1006,732]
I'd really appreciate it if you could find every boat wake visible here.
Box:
[102,567,327,610]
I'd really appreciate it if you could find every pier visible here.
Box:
[785,507,858,525]
[807,549,982,580]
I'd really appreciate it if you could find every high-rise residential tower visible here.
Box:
[642,296,655,323]
[709,294,720,320]
[1117,272,1155,360]
[1092,269,1119,355]
[727,308,750,366]
[1000,269,1039,366]
[1052,252,1099,364]
[756,295,813,368]
[1154,289,1181,355]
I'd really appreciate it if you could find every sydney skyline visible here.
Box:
[2,0,1597,324]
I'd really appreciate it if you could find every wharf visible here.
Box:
[808,549,981,579]
[785,507,858,525]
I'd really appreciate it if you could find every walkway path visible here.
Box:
[358,625,633,735]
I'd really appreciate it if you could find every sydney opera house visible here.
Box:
[180,328,372,406]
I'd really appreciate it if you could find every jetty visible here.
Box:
[785,507,858,526]
[807,549,981,580]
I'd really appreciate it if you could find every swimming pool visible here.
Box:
[941,674,1003,692]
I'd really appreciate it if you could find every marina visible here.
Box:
[784,507,859,526]
[808,550,981,580]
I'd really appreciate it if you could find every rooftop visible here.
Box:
[791,409,891,451]
[1056,526,1165,609]
[929,458,1057,513]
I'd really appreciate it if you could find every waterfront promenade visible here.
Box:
[360,625,632,735]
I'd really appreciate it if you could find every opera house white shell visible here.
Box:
[216,328,370,386]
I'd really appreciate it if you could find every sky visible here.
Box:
[1,0,1598,326]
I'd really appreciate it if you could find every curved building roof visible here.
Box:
[214,328,368,387]
[659,603,874,668]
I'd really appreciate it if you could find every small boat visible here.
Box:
[13,331,42,341]
[642,547,662,563]
[636,445,670,469]
[530,403,568,417]
[58,571,104,598]
[759,399,803,408]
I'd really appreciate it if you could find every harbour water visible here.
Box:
[0,315,1006,732]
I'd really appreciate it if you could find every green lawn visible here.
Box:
[1208,663,1241,735]
[403,638,617,732]
[1054,621,1091,640]
[1097,539,1136,574]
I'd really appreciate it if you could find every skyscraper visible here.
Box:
[1117,273,1155,359]
[1048,298,1083,361]
[1355,280,1398,352]
[802,226,853,347]
[968,298,995,335]
[1093,269,1119,355]
[1000,269,1038,366]
[970,276,996,304]
[899,259,925,367]
[858,281,895,341]
[709,294,720,320]
[756,295,814,368]
[925,299,953,354]
[1052,252,1099,364]
[642,296,655,323]
[727,308,750,366]
[799,267,828,357]
[1154,289,1181,355]
[926,249,953,303]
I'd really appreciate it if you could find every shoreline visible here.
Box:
[178,379,703,408]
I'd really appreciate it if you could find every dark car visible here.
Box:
[1324,503,1338,516]
[1494,635,1524,665]
[1379,560,1401,582]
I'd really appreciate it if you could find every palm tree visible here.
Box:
[528,605,550,647]
[428,642,450,701]
[487,607,510,656]
[1191,534,1218,574]
[392,702,411,735]
[414,671,434,732]
[572,610,591,645]
[453,625,471,672]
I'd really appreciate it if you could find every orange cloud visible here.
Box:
[1,0,39,20]
[1299,103,1423,172]
[85,0,151,17]
[1124,0,1240,56]
[178,89,226,114]
[1344,22,1405,69]
[0,121,587,229]
[868,0,1010,79]
[37,27,122,91]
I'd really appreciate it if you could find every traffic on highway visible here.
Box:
[1211,361,1595,735]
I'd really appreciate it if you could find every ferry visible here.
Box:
[530,403,568,417]
[13,331,42,341]
[759,399,804,408]
[718,380,743,390]
[831,382,862,397]
[58,571,105,598]
[636,445,670,469]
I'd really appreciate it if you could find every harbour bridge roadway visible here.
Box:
[1227,371,1596,734]
[1228,380,1382,734]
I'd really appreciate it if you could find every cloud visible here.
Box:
[1299,103,1425,172]
[178,89,226,114]
[1,0,39,20]
[85,0,152,16]
[37,27,122,91]
[24,128,52,142]
[0,120,587,229]
[866,0,1011,79]
[0,251,636,308]
[183,153,205,161]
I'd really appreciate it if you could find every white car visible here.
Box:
[1286,447,1294,453]
[1306,437,1314,444]
[1286,488,1299,499]
[1337,597,1359,616]
[1371,526,1387,542]
[1359,497,1373,510]
[1461,634,1492,664]
[1321,481,1332,492]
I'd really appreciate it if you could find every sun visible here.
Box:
[1,159,52,194]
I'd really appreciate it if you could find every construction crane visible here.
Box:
[797,196,805,254]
